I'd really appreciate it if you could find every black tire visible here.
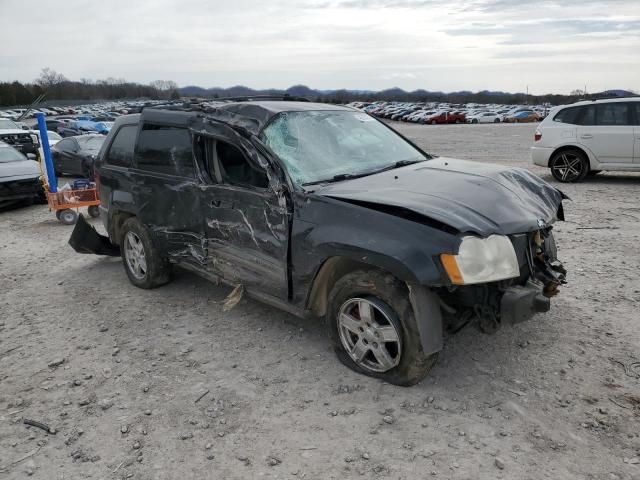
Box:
[550,149,589,183]
[120,217,171,289]
[87,205,100,218]
[472,119,478,124]
[494,118,501,123]
[327,269,438,386]
[58,209,78,225]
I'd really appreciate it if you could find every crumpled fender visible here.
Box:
[68,214,120,256]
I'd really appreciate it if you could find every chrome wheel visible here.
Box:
[124,232,147,280]
[552,152,584,182]
[337,297,402,373]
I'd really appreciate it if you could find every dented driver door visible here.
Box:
[199,137,290,299]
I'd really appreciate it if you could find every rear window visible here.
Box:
[135,124,194,178]
[105,126,136,167]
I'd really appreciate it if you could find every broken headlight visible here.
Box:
[441,235,519,285]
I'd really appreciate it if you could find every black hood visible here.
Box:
[316,157,566,236]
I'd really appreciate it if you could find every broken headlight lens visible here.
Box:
[441,235,519,285]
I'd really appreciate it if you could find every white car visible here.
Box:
[466,112,502,124]
[531,98,640,182]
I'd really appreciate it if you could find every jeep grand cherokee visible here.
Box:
[70,98,567,386]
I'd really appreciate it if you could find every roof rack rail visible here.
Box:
[590,93,640,101]
[213,94,310,103]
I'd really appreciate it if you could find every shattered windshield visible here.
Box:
[259,111,427,185]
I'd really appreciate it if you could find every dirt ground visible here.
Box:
[1,122,639,480]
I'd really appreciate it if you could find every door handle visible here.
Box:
[211,199,233,209]
[580,134,593,139]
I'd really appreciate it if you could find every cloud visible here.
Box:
[0,0,639,94]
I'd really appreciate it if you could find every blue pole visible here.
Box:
[35,112,57,193]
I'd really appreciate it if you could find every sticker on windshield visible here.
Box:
[354,113,375,122]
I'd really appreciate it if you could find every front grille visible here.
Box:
[0,133,33,146]
[0,178,41,196]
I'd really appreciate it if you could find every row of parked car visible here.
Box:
[347,101,548,124]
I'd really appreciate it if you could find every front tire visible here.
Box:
[120,217,171,289]
[550,149,589,183]
[327,270,438,386]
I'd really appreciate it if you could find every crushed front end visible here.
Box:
[439,228,567,333]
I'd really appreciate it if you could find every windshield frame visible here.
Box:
[257,109,432,189]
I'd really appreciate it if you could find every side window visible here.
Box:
[216,140,269,189]
[105,125,136,167]
[634,103,640,125]
[596,103,630,126]
[136,124,194,177]
[56,138,77,152]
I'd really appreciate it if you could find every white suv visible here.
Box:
[531,98,640,182]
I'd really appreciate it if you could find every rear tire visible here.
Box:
[472,119,478,124]
[494,118,501,123]
[120,217,171,289]
[550,149,589,183]
[327,269,438,386]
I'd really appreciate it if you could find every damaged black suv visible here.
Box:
[72,97,567,386]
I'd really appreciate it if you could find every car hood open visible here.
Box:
[316,157,566,236]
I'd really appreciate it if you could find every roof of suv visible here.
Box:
[114,100,356,135]
[564,97,640,108]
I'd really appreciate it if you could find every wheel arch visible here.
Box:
[548,144,599,171]
[307,257,444,357]
[306,257,390,318]
[109,210,136,245]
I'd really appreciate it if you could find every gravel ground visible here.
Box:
[1,123,639,480]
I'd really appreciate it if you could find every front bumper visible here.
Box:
[0,177,43,203]
[501,279,550,325]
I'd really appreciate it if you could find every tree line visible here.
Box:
[0,68,180,107]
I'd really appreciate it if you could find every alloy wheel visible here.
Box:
[124,232,147,280]
[552,153,584,182]
[337,297,402,373]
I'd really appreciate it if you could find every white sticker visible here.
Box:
[354,113,375,122]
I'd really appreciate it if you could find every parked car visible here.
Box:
[504,111,539,123]
[0,118,40,157]
[58,120,109,137]
[532,98,640,182]
[466,112,502,124]
[71,99,567,386]
[0,142,44,208]
[51,134,105,179]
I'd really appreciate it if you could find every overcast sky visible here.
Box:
[1,0,638,94]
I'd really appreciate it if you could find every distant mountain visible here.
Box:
[177,84,637,104]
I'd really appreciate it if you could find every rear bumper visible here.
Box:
[531,146,553,167]
[501,279,550,325]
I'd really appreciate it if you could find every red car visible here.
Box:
[422,111,466,125]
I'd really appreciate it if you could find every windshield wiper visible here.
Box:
[302,158,427,187]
